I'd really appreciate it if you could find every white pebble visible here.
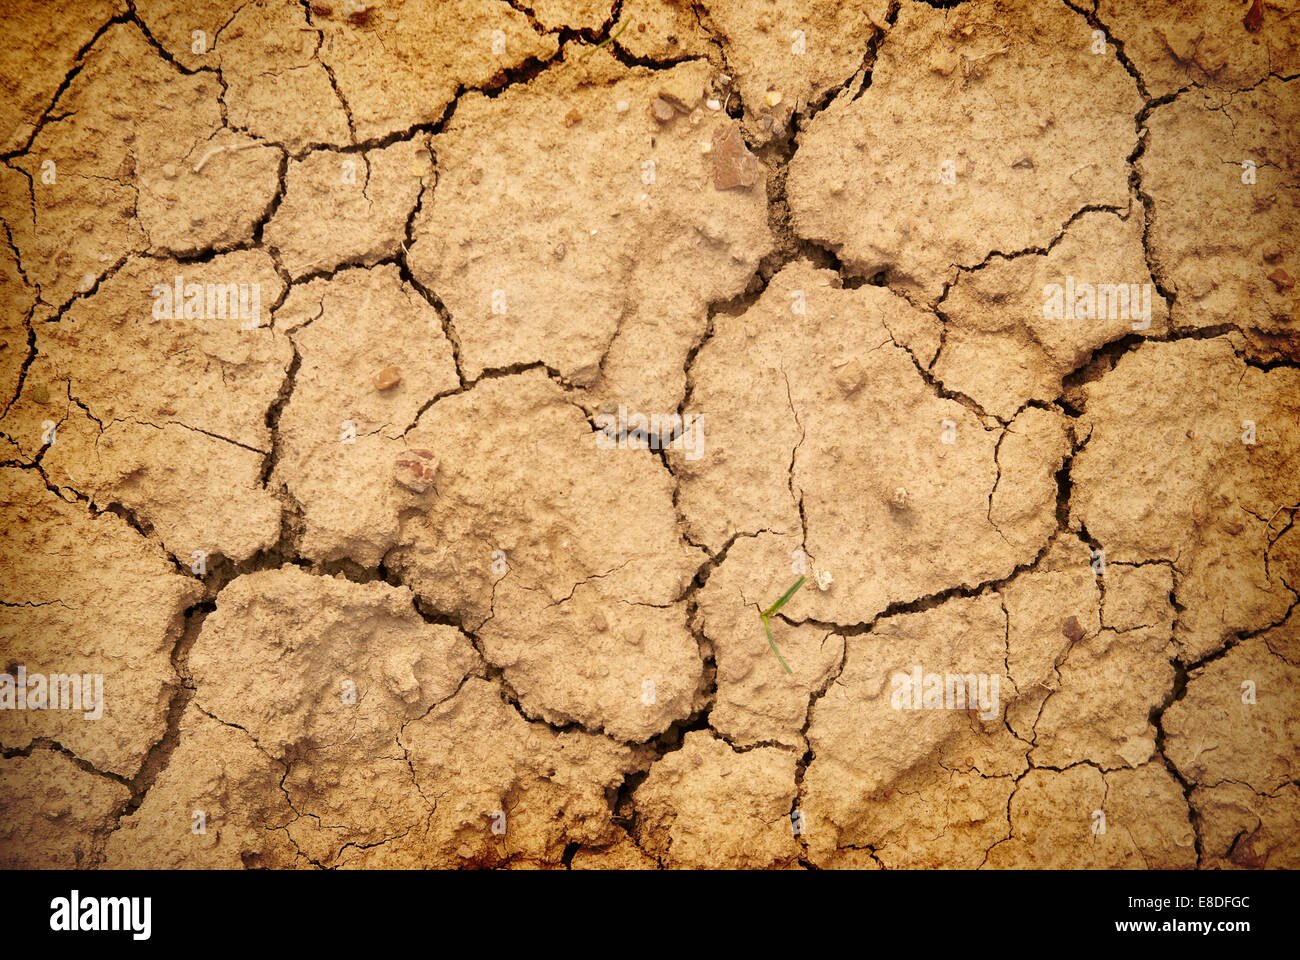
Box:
[706,99,721,111]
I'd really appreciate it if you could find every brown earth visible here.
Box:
[0,0,1296,869]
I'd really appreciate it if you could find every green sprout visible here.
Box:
[577,18,633,60]
[760,576,805,675]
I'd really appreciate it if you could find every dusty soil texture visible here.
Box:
[1,0,1297,870]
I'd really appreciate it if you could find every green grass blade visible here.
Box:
[759,577,805,672]
[763,614,793,675]
[764,575,806,616]
[577,18,632,59]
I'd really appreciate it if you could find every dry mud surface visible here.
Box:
[0,0,1297,870]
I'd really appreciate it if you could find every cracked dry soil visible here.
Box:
[0,0,1297,871]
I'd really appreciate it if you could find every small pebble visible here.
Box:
[554,242,566,260]
[1267,267,1295,291]
[650,97,675,122]
[889,487,912,511]
[710,123,761,190]
[563,108,582,127]
[30,383,49,404]
[394,449,437,493]
[658,91,691,113]
[1244,0,1263,31]
[764,90,783,107]
[615,100,629,112]
[375,365,401,390]
[834,358,866,395]
[706,99,721,111]
[815,569,834,591]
